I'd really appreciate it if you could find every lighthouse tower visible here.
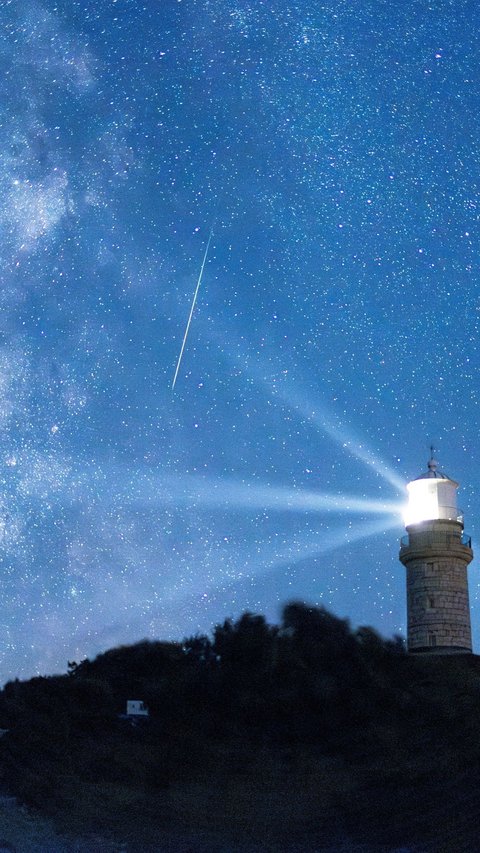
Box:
[399,453,473,654]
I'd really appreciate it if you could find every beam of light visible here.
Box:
[254,515,401,575]
[119,469,404,518]
[68,513,403,651]
[172,224,214,390]
[6,455,403,520]
[158,514,401,607]
[232,515,399,574]
[268,381,404,491]
[234,353,405,492]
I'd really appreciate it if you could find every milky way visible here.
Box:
[0,0,479,682]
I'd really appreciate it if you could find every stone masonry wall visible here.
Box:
[406,559,472,651]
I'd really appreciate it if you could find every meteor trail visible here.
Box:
[172,224,214,390]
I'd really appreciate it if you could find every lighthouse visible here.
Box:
[399,453,473,654]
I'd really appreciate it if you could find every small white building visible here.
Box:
[126,700,149,717]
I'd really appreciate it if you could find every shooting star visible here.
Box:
[172,224,215,390]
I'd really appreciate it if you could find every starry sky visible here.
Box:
[0,0,479,682]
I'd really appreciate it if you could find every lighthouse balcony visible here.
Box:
[400,531,472,549]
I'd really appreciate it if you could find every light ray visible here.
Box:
[224,341,404,492]
[172,224,214,390]
[255,515,400,575]
[9,457,403,520]
[125,470,404,517]
[256,371,404,491]
[160,514,401,605]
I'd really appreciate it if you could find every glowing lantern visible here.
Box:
[403,455,462,527]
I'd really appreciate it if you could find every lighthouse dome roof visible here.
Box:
[412,455,456,484]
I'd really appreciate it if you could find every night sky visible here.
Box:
[0,0,479,682]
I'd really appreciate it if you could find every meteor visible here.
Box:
[172,224,214,390]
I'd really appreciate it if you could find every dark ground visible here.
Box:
[0,606,479,852]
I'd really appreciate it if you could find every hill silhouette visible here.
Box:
[0,603,480,851]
